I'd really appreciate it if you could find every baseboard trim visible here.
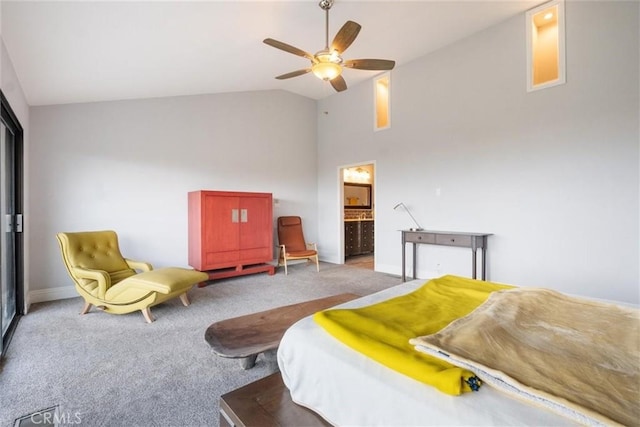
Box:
[29,286,77,304]
[374,263,401,277]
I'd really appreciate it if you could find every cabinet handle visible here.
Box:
[231,209,239,223]
[240,209,248,223]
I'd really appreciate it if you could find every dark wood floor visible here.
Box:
[345,254,374,270]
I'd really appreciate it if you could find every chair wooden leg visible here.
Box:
[179,293,190,306]
[283,254,288,275]
[279,246,288,275]
[80,301,92,315]
[142,307,154,323]
[315,255,320,272]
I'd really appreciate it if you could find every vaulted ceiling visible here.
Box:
[1,1,540,106]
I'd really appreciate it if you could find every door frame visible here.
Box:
[338,161,376,265]
[1,90,25,357]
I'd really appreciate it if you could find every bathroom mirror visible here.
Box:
[344,183,372,209]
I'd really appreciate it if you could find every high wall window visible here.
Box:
[374,73,390,130]
[526,0,566,91]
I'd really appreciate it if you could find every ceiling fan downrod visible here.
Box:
[319,0,334,50]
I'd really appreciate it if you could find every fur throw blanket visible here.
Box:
[411,288,639,426]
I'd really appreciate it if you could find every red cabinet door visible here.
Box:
[239,195,273,263]
[202,194,240,268]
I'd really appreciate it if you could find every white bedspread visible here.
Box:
[277,280,577,426]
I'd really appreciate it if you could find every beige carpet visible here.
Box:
[0,262,401,427]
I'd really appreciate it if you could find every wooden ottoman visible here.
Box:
[204,293,359,369]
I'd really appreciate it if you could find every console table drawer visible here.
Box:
[404,232,435,244]
[435,234,472,247]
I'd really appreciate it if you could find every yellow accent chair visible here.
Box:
[56,230,209,323]
[277,216,319,275]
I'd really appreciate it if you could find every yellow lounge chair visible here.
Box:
[56,230,208,323]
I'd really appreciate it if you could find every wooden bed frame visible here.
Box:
[220,372,328,427]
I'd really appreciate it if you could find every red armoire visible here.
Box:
[188,190,275,281]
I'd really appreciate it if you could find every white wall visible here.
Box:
[1,43,28,125]
[317,1,639,303]
[17,1,640,305]
[29,90,317,296]
[1,39,30,309]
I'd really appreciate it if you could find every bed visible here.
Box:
[277,276,638,426]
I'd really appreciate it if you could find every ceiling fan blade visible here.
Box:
[275,69,312,80]
[330,75,348,92]
[263,38,314,61]
[344,59,396,70]
[331,21,361,54]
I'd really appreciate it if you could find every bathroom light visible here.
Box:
[344,167,370,183]
[393,202,423,231]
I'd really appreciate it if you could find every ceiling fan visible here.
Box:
[263,0,395,93]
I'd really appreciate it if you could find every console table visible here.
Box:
[401,230,491,281]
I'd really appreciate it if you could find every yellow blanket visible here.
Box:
[313,275,512,395]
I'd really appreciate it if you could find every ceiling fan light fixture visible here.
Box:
[312,61,342,81]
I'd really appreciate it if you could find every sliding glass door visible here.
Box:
[0,91,24,357]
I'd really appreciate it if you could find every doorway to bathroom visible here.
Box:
[341,163,374,270]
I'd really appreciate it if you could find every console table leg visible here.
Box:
[412,243,417,280]
[402,241,406,282]
[471,248,477,279]
[482,247,487,280]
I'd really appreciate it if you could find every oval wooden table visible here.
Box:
[204,293,359,369]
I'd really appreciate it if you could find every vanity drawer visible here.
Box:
[404,232,435,244]
[435,234,472,247]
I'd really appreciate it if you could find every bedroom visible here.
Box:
[2,0,636,310]
[0,0,638,425]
